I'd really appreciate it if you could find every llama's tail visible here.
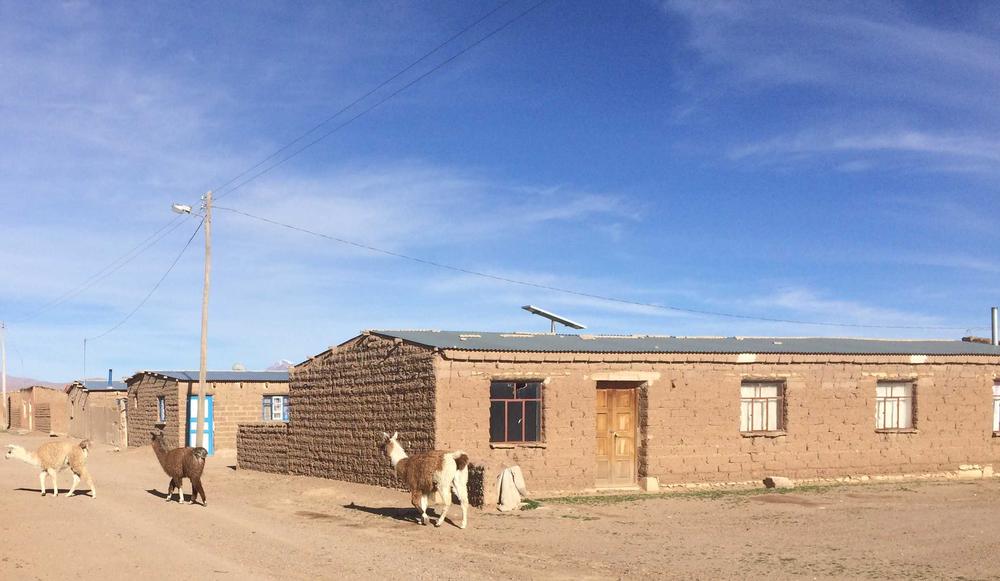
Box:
[451,451,470,472]
[78,440,91,450]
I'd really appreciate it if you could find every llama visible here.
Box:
[150,431,208,506]
[5,440,96,498]
[380,431,470,529]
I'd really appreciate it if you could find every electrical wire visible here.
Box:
[85,219,204,342]
[210,0,516,199]
[214,205,982,331]
[213,0,551,202]
[14,214,192,323]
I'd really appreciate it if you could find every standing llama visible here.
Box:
[150,431,208,506]
[5,440,96,498]
[380,431,470,529]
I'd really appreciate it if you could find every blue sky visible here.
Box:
[3,0,1000,381]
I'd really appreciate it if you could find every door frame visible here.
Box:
[186,395,215,455]
[595,382,640,489]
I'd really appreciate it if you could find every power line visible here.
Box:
[11,2,545,328]
[14,214,192,323]
[213,0,551,202]
[85,219,204,342]
[214,205,981,331]
[210,0,516,199]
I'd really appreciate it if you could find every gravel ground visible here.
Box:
[1,431,998,580]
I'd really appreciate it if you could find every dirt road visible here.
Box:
[1,431,998,580]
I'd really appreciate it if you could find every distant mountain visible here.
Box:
[266,359,294,371]
[3,376,63,390]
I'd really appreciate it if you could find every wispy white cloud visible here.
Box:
[729,130,1000,173]
[661,0,1000,173]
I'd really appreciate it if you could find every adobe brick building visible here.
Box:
[126,370,289,453]
[240,330,1000,502]
[66,379,129,446]
[7,386,69,435]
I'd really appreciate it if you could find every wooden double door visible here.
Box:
[595,387,637,488]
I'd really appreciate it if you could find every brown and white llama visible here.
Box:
[150,431,208,506]
[380,431,470,529]
[5,440,96,498]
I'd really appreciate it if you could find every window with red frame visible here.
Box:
[489,380,543,443]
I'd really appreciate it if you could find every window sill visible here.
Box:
[490,442,547,450]
[875,428,918,434]
[993,431,1000,438]
[741,430,786,438]
[154,422,166,428]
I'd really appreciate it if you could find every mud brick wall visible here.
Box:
[126,375,182,449]
[238,423,289,473]
[6,388,70,435]
[7,391,24,429]
[435,351,1000,498]
[177,381,290,451]
[289,334,437,488]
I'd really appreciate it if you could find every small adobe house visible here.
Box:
[126,370,289,454]
[240,330,1000,502]
[7,386,70,435]
[66,375,129,446]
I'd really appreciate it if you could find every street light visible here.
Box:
[173,192,211,450]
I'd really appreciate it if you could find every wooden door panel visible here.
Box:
[595,387,637,488]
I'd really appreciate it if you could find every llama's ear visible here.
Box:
[381,432,390,440]
[391,431,398,440]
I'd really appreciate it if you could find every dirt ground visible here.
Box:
[1,431,999,580]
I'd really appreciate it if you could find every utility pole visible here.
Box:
[2,321,7,430]
[195,190,212,448]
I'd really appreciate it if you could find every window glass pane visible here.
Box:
[517,382,540,399]
[263,398,272,421]
[993,384,1000,397]
[757,385,779,398]
[490,382,514,399]
[897,396,912,429]
[524,401,540,441]
[506,402,524,442]
[993,399,1000,432]
[740,386,756,398]
[489,401,506,442]
[876,385,889,397]
[740,401,750,432]
[767,398,779,430]
[282,396,290,422]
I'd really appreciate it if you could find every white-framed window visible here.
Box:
[876,381,914,430]
[262,395,290,422]
[156,396,166,423]
[740,381,784,433]
[992,382,1000,434]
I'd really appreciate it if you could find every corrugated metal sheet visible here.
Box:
[79,380,128,391]
[369,330,1000,356]
[128,371,289,383]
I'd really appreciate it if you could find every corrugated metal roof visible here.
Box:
[76,380,128,391]
[131,371,289,383]
[370,330,1000,356]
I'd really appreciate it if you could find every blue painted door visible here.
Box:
[187,395,214,455]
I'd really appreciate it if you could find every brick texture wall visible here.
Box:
[127,375,289,452]
[238,423,289,473]
[288,334,437,487]
[6,388,70,435]
[435,351,1000,499]
[127,375,182,449]
[183,381,289,451]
